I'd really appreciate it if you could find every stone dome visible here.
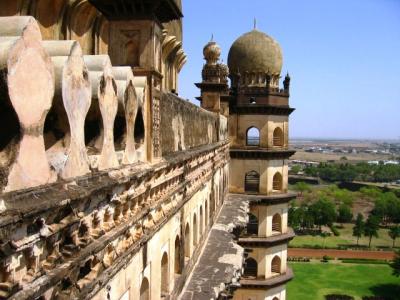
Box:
[227,29,283,75]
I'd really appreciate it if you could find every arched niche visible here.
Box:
[161,252,169,296]
[273,127,284,147]
[140,277,150,300]
[174,235,181,274]
[184,223,190,259]
[271,255,281,275]
[272,213,282,234]
[272,172,283,192]
[193,214,198,246]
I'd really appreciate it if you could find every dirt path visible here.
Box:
[288,248,395,260]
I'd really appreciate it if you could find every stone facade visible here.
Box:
[0,2,294,300]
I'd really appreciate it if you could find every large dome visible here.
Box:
[227,29,283,76]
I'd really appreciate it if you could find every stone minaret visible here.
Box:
[227,28,296,300]
[195,38,230,117]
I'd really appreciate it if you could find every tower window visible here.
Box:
[246,127,260,146]
[245,170,259,193]
[247,213,258,235]
[243,257,258,278]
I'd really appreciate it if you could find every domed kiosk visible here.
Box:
[228,29,286,89]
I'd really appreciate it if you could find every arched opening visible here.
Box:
[140,277,150,300]
[184,223,190,260]
[272,172,283,192]
[271,256,281,275]
[272,213,282,234]
[243,257,257,278]
[205,201,209,228]
[113,114,126,151]
[246,127,260,146]
[193,214,198,246]
[245,171,259,193]
[272,297,279,300]
[84,103,102,154]
[161,252,169,297]
[273,127,284,147]
[200,206,204,236]
[174,235,182,274]
[134,107,145,146]
[247,213,258,235]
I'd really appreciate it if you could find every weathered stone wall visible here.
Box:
[160,93,221,155]
[0,0,186,93]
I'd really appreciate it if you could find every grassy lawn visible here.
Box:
[290,223,396,249]
[287,262,400,300]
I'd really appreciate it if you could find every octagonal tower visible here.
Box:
[228,27,296,300]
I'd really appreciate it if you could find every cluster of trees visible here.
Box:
[369,191,400,224]
[290,183,355,231]
[352,213,400,248]
[289,197,338,232]
[290,183,400,248]
[303,162,400,183]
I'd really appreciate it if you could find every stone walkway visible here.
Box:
[178,194,249,300]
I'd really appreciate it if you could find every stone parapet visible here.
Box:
[0,140,229,299]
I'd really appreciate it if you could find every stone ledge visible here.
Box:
[239,267,293,289]
[238,229,295,247]
[230,148,296,159]
[229,193,296,205]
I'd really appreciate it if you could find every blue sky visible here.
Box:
[178,0,400,140]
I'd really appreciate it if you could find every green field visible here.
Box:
[287,262,400,300]
[289,223,396,249]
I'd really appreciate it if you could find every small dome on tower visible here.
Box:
[203,40,221,65]
[227,29,283,76]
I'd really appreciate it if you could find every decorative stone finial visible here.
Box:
[203,38,221,65]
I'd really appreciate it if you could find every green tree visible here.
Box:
[290,165,301,174]
[333,189,354,206]
[364,215,380,248]
[390,250,400,277]
[360,186,382,199]
[389,226,400,248]
[337,204,353,224]
[309,197,337,230]
[352,213,364,246]
[293,182,311,197]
